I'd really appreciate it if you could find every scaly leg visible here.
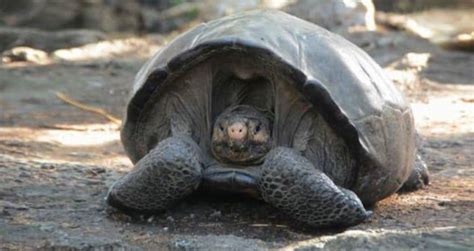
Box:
[258,147,371,228]
[107,136,203,213]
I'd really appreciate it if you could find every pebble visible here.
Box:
[0,208,11,216]
[147,216,154,223]
[0,200,29,210]
[91,167,106,174]
[40,163,56,170]
[210,211,222,218]
[39,223,56,233]
[173,239,192,249]
[18,172,30,178]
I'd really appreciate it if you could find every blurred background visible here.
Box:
[0,1,473,250]
[0,0,473,53]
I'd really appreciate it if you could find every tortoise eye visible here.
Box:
[255,123,261,133]
[219,125,225,132]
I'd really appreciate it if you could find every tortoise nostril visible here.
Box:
[228,122,247,140]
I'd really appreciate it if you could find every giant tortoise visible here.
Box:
[107,9,429,228]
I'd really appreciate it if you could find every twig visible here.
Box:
[55,91,122,125]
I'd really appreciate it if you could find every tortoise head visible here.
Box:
[211,105,272,165]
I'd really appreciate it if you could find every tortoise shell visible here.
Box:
[121,10,415,204]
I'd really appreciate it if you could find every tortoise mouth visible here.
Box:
[211,141,270,165]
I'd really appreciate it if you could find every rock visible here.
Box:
[1,46,49,64]
[0,1,81,30]
[112,0,377,33]
[0,0,143,32]
[376,9,474,52]
[0,27,106,53]
[40,163,56,170]
[440,32,474,52]
[143,2,201,32]
[284,0,376,31]
[0,208,10,216]
[0,200,29,210]
[170,234,271,250]
[399,53,431,70]
[373,0,474,13]
[146,0,268,32]
[262,0,293,9]
[291,227,474,250]
[39,223,57,233]
[147,216,154,223]
[52,37,159,61]
[80,0,142,32]
[91,166,106,174]
[388,52,431,71]
[209,210,222,218]
[0,0,376,33]
[201,0,260,20]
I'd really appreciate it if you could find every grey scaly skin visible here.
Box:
[260,147,370,227]
[107,105,371,227]
[107,136,203,214]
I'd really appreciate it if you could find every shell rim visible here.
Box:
[121,39,388,179]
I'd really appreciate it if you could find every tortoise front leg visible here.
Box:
[258,147,371,228]
[107,136,203,214]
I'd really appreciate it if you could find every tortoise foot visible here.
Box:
[258,147,370,228]
[107,136,203,214]
[398,154,430,193]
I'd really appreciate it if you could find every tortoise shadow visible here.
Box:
[105,192,354,242]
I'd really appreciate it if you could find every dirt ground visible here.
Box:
[1,15,473,251]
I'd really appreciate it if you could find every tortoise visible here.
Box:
[106,9,429,228]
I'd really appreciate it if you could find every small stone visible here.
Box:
[61,222,79,229]
[210,210,222,218]
[39,223,56,233]
[40,163,56,170]
[68,152,95,158]
[18,172,31,178]
[0,200,29,210]
[173,239,192,250]
[1,47,49,64]
[166,216,175,222]
[0,209,11,216]
[92,166,106,174]
[147,216,154,223]
[163,227,169,232]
